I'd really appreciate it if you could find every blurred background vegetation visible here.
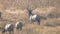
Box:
[0,0,60,34]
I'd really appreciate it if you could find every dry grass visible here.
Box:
[0,0,60,34]
[0,7,60,34]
